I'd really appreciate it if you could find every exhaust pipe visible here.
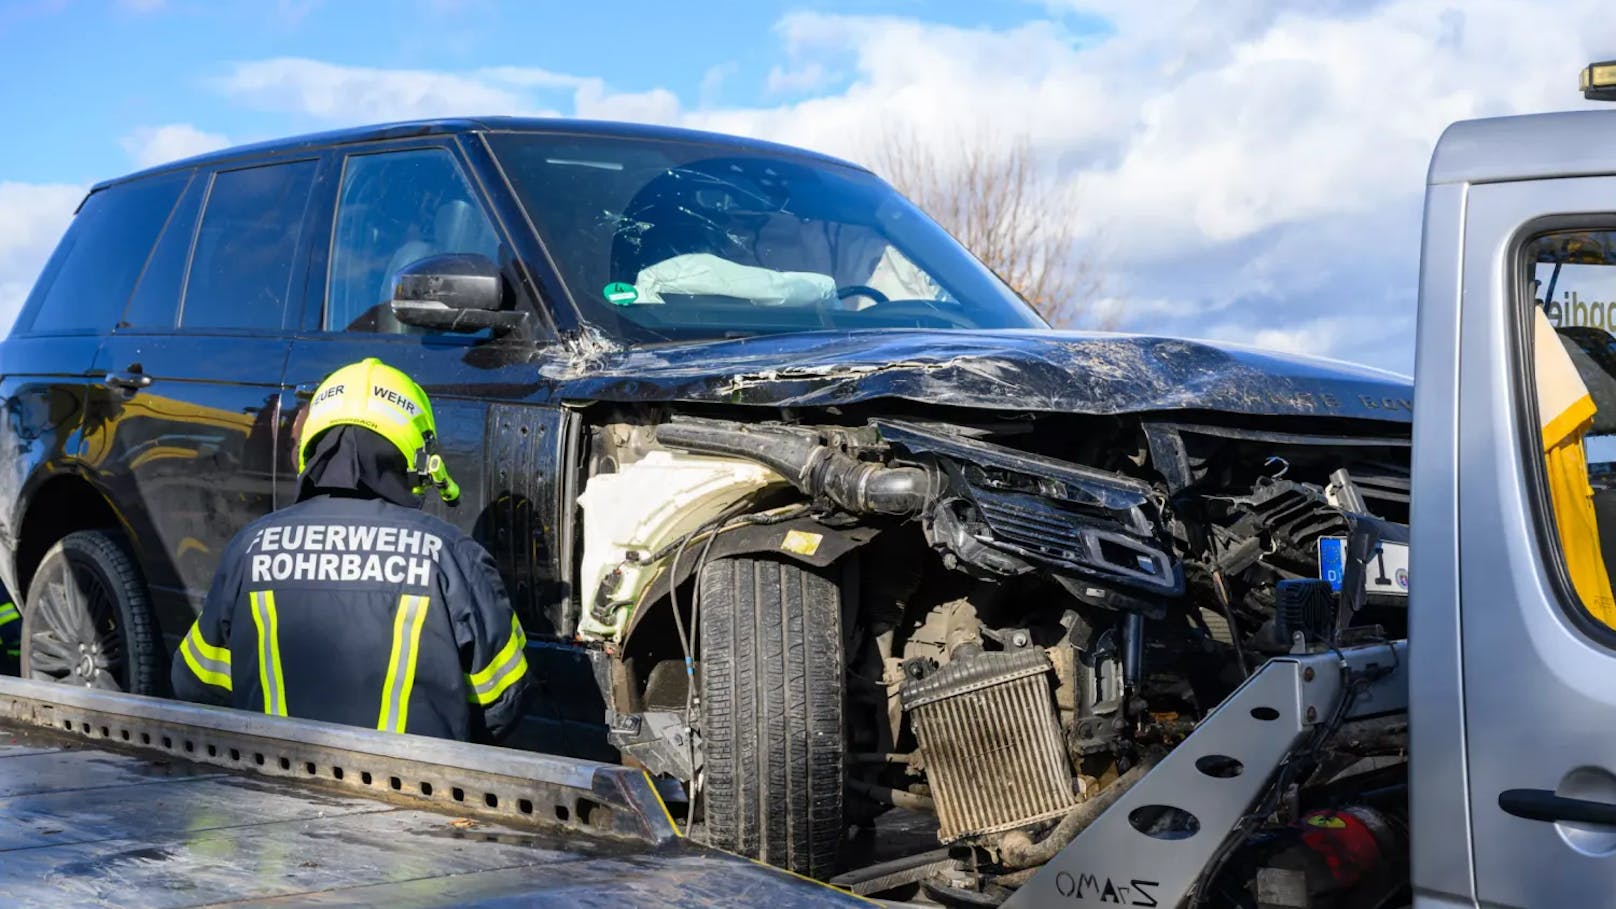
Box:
[655,419,933,515]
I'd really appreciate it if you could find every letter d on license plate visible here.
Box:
[1318,537,1410,597]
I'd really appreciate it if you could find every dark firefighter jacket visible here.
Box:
[171,493,531,743]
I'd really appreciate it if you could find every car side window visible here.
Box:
[1525,230,1616,630]
[122,173,206,330]
[17,172,188,335]
[180,159,317,332]
[326,147,501,334]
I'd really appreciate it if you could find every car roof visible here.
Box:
[92,116,869,192]
[1428,109,1616,186]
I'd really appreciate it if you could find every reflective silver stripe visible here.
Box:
[0,602,19,625]
[250,591,286,717]
[179,628,232,691]
[467,617,528,706]
[378,595,430,734]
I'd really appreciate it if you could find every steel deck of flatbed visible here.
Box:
[0,678,864,908]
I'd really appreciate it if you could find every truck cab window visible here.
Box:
[1528,231,1616,627]
[181,160,317,332]
[326,148,501,335]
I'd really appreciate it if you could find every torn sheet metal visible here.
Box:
[548,329,1415,421]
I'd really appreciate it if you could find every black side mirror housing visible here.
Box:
[390,253,525,335]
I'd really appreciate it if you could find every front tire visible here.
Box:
[698,555,845,878]
[21,530,162,694]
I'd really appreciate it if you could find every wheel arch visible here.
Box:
[16,474,123,600]
[612,518,880,708]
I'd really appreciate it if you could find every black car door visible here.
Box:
[282,137,575,636]
[85,156,318,640]
[0,172,191,601]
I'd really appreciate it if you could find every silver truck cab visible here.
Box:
[1413,105,1616,906]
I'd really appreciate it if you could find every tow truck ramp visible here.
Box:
[0,675,866,907]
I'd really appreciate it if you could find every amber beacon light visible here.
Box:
[1581,60,1616,101]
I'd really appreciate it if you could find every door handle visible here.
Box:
[103,368,152,392]
[1499,788,1616,826]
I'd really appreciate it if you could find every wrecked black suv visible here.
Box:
[0,118,1412,883]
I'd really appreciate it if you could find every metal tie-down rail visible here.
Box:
[1005,641,1408,909]
[0,674,681,846]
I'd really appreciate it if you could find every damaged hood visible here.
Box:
[552,329,1414,422]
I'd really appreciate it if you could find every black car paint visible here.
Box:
[0,117,1413,696]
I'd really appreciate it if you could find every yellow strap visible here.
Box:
[249,591,287,716]
[466,614,528,706]
[0,601,18,625]
[179,622,232,691]
[378,594,430,733]
[1546,435,1616,627]
[1543,393,1598,453]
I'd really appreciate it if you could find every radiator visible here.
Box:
[902,648,1080,842]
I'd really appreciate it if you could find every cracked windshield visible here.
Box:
[488,134,1044,343]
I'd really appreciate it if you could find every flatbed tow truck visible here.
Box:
[18,65,1616,909]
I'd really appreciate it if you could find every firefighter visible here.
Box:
[171,358,530,743]
[0,590,19,675]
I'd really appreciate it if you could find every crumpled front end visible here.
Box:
[569,351,1411,895]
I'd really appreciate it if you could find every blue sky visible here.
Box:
[0,0,1077,185]
[0,0,1609,374]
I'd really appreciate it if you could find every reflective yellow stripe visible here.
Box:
[179,623,232,692]
[467,615,524,688]
[0,601,19,626]
[466,615,528,706]
[185,622,231,667]
[378,595,430,733]
[249,591,287,717]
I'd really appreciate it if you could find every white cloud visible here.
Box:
[678,3,1606,371]
[699,62,738,107]
[219,58,533,121]
[476,66,591,91]
[120,123,231,169]
[766,62,834,95]
[0,182,84,336]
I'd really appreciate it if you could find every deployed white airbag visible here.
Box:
[634,253,836,307]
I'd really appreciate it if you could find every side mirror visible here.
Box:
[390,253,525,335]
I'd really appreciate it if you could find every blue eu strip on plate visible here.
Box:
[1318,537,1348,592]
[1317,536,1411,596]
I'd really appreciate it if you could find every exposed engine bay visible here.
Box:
[574,403,1411,907]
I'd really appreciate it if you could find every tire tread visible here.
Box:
[699,555,843,877]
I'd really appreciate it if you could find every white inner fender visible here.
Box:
[575,449,785,639]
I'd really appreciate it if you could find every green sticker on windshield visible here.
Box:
[603,282,639,306]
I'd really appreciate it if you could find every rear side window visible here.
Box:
[122,175,205,329]
[181,160,317,332]
[18,172,187,335]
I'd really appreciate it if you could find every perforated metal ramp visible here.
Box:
[0,678,864,908]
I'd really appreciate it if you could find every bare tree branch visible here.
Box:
[867,128,1108,329]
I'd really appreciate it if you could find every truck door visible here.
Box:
[1445,174,1616,905]
[87,158,314,643]
[281,137,574,637]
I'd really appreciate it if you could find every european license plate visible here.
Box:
[1317,537,1409,597]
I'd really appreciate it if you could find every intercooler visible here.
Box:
[901,648,1080,842]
